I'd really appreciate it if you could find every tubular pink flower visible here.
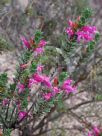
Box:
[83,33,93,41]
[62,79,76,94]
[43,93,52,101]
[37,65,44,73]
[53,87,60,96]
[18,111,27,120]
[17,83,25,94]
[33,73,43,82]
[20,36,31,49]
[64,85,76,93]
[65,28,74,37]
[42,75,52,88]
[34,47,44,56]
[87,126,101,136]
[93,126,100,135]
[66,19,98,43]
[38,40,47,47]
[31,73,52,88]
[77,31,93,42]
[68,20,74,27]
[28,78,38,88]
[88,131,93,136]
[2,98,9,106]
[76,26,98,43]
[81,26,97,33]
[63,79,73,85]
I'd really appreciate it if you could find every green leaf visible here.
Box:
[55,93,64,110]
[95,33,100,42]
[48,100,55,108]
[3,128,12,136]
[40,56,48,63]
[82,8,93,19]
[57,100,64,110]
[59,72,69,83]
[87,41,95,53]
[21,98,28,109]
[0,73,8,88]
[44,108,51,113]
[0,36,14,52]
[79,17,86,26]
[95,94,102,101]
[21,50,32,63]
[34,30,43,44]
[20,69,29,83]
[30,62,37,73]
[10,83,16,91]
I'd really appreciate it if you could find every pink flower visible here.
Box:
[63,79,73,85]
[81,26,97,33]
[62,79,77,94]
[93,126,100,135]
[65,28,74,37]
[28,78,38,88]
[33,73,43,82]
[64,85,76,93]
[76,26,98,43]
[37,65,44,73]
[38,40,47,47]
[87,126,101,136]
[42,75,52,88]
[77,31,93,42]
[18,111,27,120]
[17,83,25,94]
[34,47,44,56]
[88,131,93,136]
[66,19,98,43]
[68,20,74,27]
[43,93,52,101]
[32,73,52,88]
[84,33,93,41]
[20,36,31,49]
[53,87,60,96]
[2,98,9,106]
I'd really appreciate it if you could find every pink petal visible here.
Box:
[38,40,47,47]
[20,36,31,49]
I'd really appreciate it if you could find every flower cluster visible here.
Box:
[42,86,60,101]
[21,36,47,56]
[88,126,102,136]
[62,79,77,94]
[29,73,52,88]
[19,32,77,103]
[66,19,98,43]
[28,68,77,101]
[76,26,97,43]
